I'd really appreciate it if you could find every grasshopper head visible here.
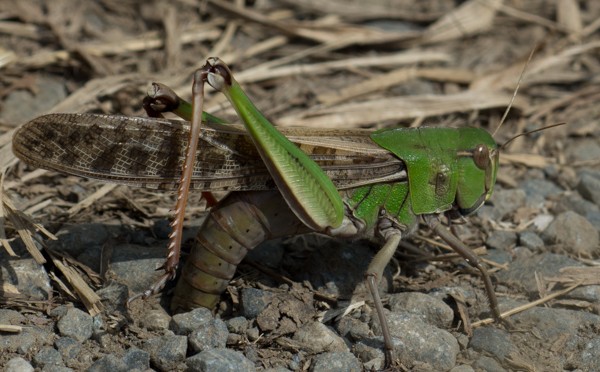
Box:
[454,128,499,216]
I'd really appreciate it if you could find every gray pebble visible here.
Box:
[388,292,454,328]
[5,357,34,372]
[189,318,229,353]
[51,224,112,262]
[170,307,213,335]
[57,308,93,342]
[575,336,600,371]
[246,327,260,342]
[480,188,526,221]
[578,171,600,205]
[486,230,518,251]
[0,325,52,354]
[518,231,544,250]
[54,337,80,361]
[139,308,171,331]
[485,249,512,265]
[373,313,459,370]
[514,307,600,342]
[472,355,505,372]
[556,192,599,217]
[450,365,475,372]
[39,366,73,372]
[496,252,580,294]
[335,316,371,341]
[292,321,348,353]
[521,178,563,209]
[32,346,64,368]
[240,287,275,318]
[586,210,600,232]
[185,348,256,372]
[469,327,512,360]
[107,243,166,293]
[143,334,187,370]
[566,138,600,163]
[0,240,51,300]
[541,211,599,257]
[87,354,127,372]
[95,282,129,313]
[0,75,66,123]
[309,351,362,372]
[123,347,150,370]
[225,316,249,334]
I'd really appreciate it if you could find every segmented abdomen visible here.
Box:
[171,191,310,312]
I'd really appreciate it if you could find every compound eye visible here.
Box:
[473,144,489,170]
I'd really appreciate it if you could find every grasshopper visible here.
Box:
[13,58,504,367]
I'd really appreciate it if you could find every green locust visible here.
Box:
[13,58,503,367]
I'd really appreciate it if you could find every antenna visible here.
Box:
[492,46,537,138]
[500,122,566,150]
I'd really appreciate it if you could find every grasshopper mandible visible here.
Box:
[13,58,504,367]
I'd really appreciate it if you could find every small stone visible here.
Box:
[472,355,504,372]
[541,211,599,257]
[555,192,599,217]
[578,172,600,205]
[521,178,563,200]
[485,230,518,251]
[0,325,51,354]
[246,327,260,342]
[32,346,64,368]
[54,337,81,361]
[87,354,127,372]
[140,309,171,331]
[0,239,51,300]
[41,366,74,372]
[518,231,544,250]
[513,307,600,342]
[485,249,512,265]
[240,288,275,319]
[143,334,187,370]
[335,316,371,341]
[185,348,256,372]
[469,327,513,360]
[372,313,459,371]
[388,292,454,328]
[5,357,34,372]
[57,308,93,342]
[225,316,249,334]
[170,307,213,335]
[480,188,526,221]
[450,366,475,372]
[189,318,229,353]
[309,351,362,372]
[292,321,348,354]
[108,243,166,293]
[0,75,66,123]
[52,224,111,263]
[566,138,600,163]
[123,347,150,370]
[96,282,129,313]
[496,253,580,294]
[575,336,600,371]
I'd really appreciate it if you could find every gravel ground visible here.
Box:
[1,1,599,371]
